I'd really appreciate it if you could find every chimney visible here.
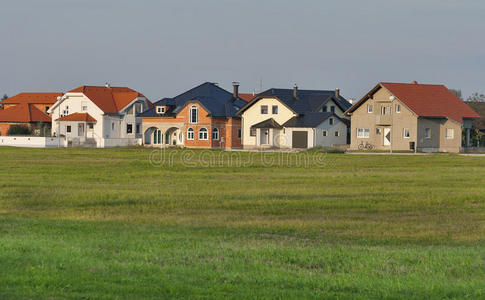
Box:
[232,81,240,98]
[293,84,298,99]
[335,88,340,98]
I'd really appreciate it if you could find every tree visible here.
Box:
[449,89,462,100]
[466,92,485,102]
[7,124,32,136]
[1,94,7,101]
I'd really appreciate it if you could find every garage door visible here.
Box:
[292,131,308,148]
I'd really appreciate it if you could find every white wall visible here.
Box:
[0,136,66,148]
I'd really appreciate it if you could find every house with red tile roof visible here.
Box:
[48,84,152,147]
[346,81,480,152]
[0,92,61,136]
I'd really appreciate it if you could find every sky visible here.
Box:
[1,0,484,101]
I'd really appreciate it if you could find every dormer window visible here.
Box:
[156,106,165,114]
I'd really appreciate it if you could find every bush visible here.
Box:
[7,124,32,136]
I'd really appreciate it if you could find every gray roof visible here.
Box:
[140,82,247,118]
[238,88,352,115]
[283,112,348,128]
[251,118,283,129]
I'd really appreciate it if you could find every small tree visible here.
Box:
[449,89,462,100]
[466,92,485,102]
[1,94,7,101]
[7,124,32,136]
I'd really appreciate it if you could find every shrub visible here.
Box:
[7,124,32,136]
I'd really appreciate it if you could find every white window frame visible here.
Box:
[367,105,373,113]
[126,124,133,134]
[66,125,71,133]
[396,104,401,113]
[187,128,194,140]
[189,105,198,123]
[357,128,370,138]
[329,117,334,125]
[250,128,256,136]
[445,128,454,139]
[212,128,219,140]
[199,128,208,140]
[425,128,431,139]
[335,131,340,137]
[156,106,165,114]
[403,128,410,138]
[323,130,328,137]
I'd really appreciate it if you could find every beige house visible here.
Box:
[346,82,479,153]
[238,86,351,149]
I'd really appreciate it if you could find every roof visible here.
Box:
[238,93,256,102]
[140,82,247,118]
[238,88,351,115]
[283,112,341,128]
[0,104,51,123]
[1,92,62,105]
[55,112,97,122]
[251,118,283,129]
[465,102,485,129]
[347,82,480,124]
[67,86,150,114]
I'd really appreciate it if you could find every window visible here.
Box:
[329,118,334,125]
[187,128,194,140]
[250,128,256,136]
[82,106,88,111]
[127,124,133,134]
[322,106,328,112]
[445,128,454,139]
[153,129,162,144]
[357,128,370,138]
[330,106,335,113]
[425,128,431,139]
[135,103,142,114]
[272,105,278,114]
[237,128,241,139]
[403,128,410,138]
[212,128,219,140]
[396,104,401,113]
[261,105,268,114]
[323,131,328,137]
[66,125,71,133]
[335,131,340,137]
[199,128,208,140]
[111,122,115,131]
[156,106,165,114]
[189,105,198,123]
[45,106,50,114]
[381,106,387,115]
[367,105,373,113]
[88,123,94,129]
[62,106,69,116]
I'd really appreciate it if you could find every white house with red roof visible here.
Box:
[346,81,480,153]
[48,84,152,147]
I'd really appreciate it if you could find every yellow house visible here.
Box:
[346,81,480,153]
[238,86,351,149]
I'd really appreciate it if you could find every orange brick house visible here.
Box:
[141,82,247,149]
[0,92,61,135]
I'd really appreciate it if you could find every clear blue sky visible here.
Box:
[1,0,484,101]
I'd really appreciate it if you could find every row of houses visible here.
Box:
[0,81,480,152]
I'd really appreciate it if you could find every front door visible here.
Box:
[383,128,391,146]
[78,123,84,137]
[260,129,269,145]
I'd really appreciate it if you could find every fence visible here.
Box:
[0,136,66,148]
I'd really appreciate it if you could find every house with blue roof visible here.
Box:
[237,85,351,149]
[140,82,247,148]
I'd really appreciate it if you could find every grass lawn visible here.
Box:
[0,147,484,299]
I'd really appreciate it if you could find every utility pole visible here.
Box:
[389,95,395,155]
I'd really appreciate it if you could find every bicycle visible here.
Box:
[358,141,374,150]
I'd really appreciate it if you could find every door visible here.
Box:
[78,123,84,137]
[260,129,269,145]
[292,131,308,148]
[383,128,391,146]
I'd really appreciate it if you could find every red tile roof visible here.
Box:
[380,82,479,123]
[68,86,151,113]
[1,92,62,104]
[55,112,96,122]
[238,93,256,102]
[0,104,51,123]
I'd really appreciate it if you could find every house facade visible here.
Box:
[140,82,247,149]
[48,85,151,147]
[0,92,61,136]
[346,82,479,153]
[238,86,351,149]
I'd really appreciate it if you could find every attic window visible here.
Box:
[330,106,335,113]
[156,106,165,114]
[329,118,334,125]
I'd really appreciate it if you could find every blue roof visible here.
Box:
[239,88,351,115]
[140,82,247,118]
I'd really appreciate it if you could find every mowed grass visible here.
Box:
[0,147,484,299]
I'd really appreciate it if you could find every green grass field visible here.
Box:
[0,147,484,299]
